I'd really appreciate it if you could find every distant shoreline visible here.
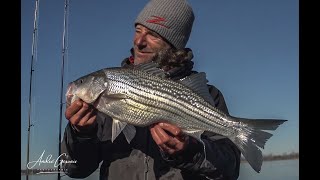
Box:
[241,152,299,162]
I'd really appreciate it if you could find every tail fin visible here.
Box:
[230,117,287,173]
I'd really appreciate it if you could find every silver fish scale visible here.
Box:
[103,68,240,137]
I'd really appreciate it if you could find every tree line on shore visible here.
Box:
[241,151,299,162]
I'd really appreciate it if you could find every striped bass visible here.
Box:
[66,62,287,173]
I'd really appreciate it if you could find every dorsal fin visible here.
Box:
[134,61,167,78]
[179,72,215,106]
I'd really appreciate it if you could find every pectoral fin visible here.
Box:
[111,119,136,143]
[122,124,136,143]
[111,119,127,142]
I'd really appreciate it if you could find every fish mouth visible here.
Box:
[66,82,76,106]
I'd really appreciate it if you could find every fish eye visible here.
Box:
[78,79,83,84]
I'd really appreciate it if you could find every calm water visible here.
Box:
[21,159,299,180]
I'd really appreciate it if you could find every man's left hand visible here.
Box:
[150,122,189,155]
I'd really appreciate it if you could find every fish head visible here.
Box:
[66,69,108,105]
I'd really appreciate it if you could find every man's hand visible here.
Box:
[65,99,97,134]
[150,122,189,155]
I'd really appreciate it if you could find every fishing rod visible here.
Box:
[26,0,40,179]
[58,0,70,179]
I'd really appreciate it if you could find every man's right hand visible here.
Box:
[65,99,98,134]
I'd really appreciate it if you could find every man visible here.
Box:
[61,0,241,179]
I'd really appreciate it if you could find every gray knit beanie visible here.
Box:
[135,0,194,49]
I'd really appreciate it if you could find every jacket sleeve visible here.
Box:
[60,123,101,178]
[161,85,241,180]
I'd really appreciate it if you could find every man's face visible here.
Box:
[133,24,171,65]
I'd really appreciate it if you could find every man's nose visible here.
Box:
[135,33,147,48]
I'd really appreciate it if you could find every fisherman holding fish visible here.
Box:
[61,0,243,179]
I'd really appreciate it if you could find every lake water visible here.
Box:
[21,159,299,180]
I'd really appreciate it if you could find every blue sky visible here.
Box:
[21,0,298,172]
